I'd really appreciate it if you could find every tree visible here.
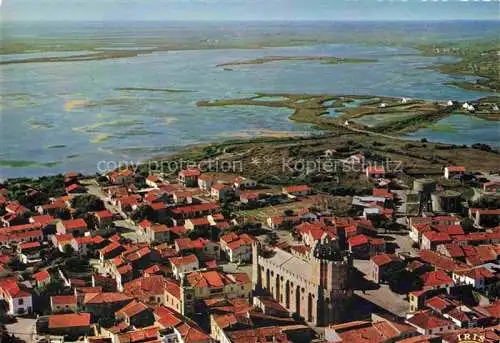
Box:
[130,204,156,222]
[461,218,475,232]
[71,194,104,214]
[83,213,98,230]
[265,232,279,245]
[54,207,71,220]
[388,270,422,294]
[472,196,500,209]
[63,244,75,257]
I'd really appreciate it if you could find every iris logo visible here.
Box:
[457,333,486,343]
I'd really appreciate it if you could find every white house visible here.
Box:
[169,254,199,280]
[233,176,257,189]
[452,267,495,292]
[220,232,254,263]
[406,310,455,336]
[0,279,33,315]
[444,166,465,180]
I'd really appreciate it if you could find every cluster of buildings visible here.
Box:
[0,153,499,343]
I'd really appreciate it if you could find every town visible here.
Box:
[0,149,499,343]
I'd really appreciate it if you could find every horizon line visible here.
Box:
[2,18,500,23]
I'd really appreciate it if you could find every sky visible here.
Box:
[1,0,499,21]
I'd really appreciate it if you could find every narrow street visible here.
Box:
[81,179,147,243]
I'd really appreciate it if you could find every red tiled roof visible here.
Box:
[186,217,210,226]
[150,202,166,211]
[476,300,500,319]
[212,183,230,191]
[0,279,30,298]
[30,215,55,225]
[454,267,495,280]
[125,246,151,262]
[424,296,454,312]
[179,168,201,177]
[84,292,131,305]
[453,233,488,242]
[99,242,122,256]
[371,253,399,267]
[95,210,113,219]
[187,270,225,288]
[138,219,152,229]
[0,229,42,242]
[123,275,169,298]
[0,255,10,264]
[117,326,159,343]
[348,234,370,247]
[154,306,183,327]
[65,184,85,193]
[240,191,259,200]
[19,241,41,250]
[169,254,198,267]
[116,300,148,318]
[51,295,77,305]
[446,166,465,172]
[48,313,90,329]
[284,185,311,193]
[118,195,142,208]
[33,270,50,282]
[372,188,393,198]
[422,231,451,243]
[421,270,453,288]
[61,218,87,230]
[406,310,452,329]
[434,224,464,236]
[366,166,385,174]
[471,208,500,215]
[54,234,73,245]
[336,320,413,343]
[117,264,133,275]
[6,201,28,214]
[175,322,210,343]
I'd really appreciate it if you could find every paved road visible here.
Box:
[5,318,36,343]
[353,259,410,318]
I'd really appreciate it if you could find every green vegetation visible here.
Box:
[216,55,377,67]
[198,92,499,140]
[130,204,157,222]
[0,160,61,168]
[388,269,422,294]
[419,41,500,92]
[0,49,162,65]
[5,175,66,207]
[429,123,458,133]
[71,194,105,214]
[73,119,143,132]
[114,87,195,93]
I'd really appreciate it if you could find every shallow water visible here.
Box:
[405,114,500,147]
[0,42,496,178]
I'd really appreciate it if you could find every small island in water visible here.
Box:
[216,55,377,67]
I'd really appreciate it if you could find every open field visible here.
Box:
[235,196,322,222]
[148,127,500,190]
